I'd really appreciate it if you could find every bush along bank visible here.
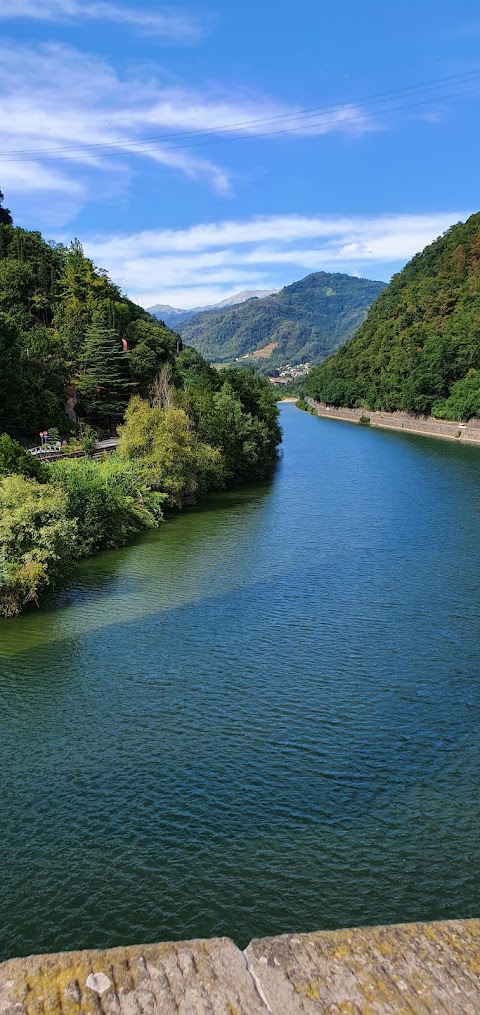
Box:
[0,366,282,617]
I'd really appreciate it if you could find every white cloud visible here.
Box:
[0,0,206,40]
[0,161,84,196]
[81,211,470,308]
[0,42,378,222]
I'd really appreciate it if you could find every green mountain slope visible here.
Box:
[178,272,386,370]
[0,221,181,440]
[307,213,480,420]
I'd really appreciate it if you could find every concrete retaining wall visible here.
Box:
[306,399,480,445]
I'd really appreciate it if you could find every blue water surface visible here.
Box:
[1,403,479,959]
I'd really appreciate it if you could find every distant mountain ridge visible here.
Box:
[148,289,279,329]
[174,272,386,371]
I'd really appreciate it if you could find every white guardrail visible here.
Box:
[28,437,119,458]
[29,442,62,456]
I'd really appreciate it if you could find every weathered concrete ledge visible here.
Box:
[306,398,480,445]
[2,919,480,1014]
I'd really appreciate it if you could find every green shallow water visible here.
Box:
[1,403,480,960]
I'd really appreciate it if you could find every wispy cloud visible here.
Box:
[82,211,470,308]
[0,0,207,40]
[0,42,376,221]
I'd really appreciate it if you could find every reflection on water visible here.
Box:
[1,404,480,960]
[0,471,278,655]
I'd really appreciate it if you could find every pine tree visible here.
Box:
[77,326,130,425]
[0,190,13,226]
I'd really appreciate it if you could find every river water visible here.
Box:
[1,403,480,961]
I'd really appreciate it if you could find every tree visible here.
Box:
[17,325,70,437]
[433,369,480,421]
[175,345,219,391]
[0,190,12,226]
[118,396,223,507]
[0,313,22,433]
[199,381,271,481]
[77,325,130,425]
[0,259,35,324]
[151,363,173,409]
[218,366,282,455]
[77,423,98,457]
[126,318,177,391]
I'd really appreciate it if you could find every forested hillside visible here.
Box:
[307,213,480,420]
[0,215,180,440]
[178,272,386,370]
[0,195,281,616]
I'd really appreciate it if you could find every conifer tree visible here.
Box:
[77,326,130,424]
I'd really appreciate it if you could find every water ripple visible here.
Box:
[1,405,480,959]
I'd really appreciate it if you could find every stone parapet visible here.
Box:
[1,919,480,1014]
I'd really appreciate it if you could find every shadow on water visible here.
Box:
[0,461,280,656]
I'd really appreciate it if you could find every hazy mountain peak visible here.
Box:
[215,289,280,308]
[147,289,280,328]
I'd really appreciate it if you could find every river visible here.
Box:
[1,403,480,961]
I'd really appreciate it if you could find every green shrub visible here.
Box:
[77,423,98,458]
[296,398,316,415]
[51,455,164,556]
[0,433,48,481]
[0,475,77,616]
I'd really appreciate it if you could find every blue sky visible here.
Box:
[0,0,479,307]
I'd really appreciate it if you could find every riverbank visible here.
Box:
[2,918,479,1013]
[306,398,480,445]
[1,372,282,618]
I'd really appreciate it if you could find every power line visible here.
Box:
[0,69,478,163]
[3,68,480,158]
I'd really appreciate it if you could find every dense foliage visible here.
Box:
[118,365,282,504]
[0,475,77,616]
[118,400,224,509]
[0,366,280,616]
[307,214,480,420]
[0,223,178,440]
[0,458,164,616]
[0,433,48,481]
[0,190,12,227]
[51,457,164,556]
[0,197,282,616]
[177,273,386,371]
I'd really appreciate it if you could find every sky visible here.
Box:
[1,0,479,309]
